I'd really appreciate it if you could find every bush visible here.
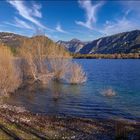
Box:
[19,37,71,83]
[64,62,87,84]
[49,58,70,80]
[0,44,22,95]
[101,88,116,97]
[19,37,87,85]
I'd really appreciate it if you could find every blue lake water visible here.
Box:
[4,59,140,120]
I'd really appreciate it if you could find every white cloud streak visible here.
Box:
[76,0,104,29]
[7,0,52,30]
[100,18,140,35]
[4,17,34,30]
[32,2,42,18]
[95,4,140,36]
[15,18,34,29]
[56,23,68,33]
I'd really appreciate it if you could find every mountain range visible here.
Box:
[0,30,140,54]
[57,39,89,53]
[57,30,140,54]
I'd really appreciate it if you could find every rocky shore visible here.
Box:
[0,104,139,140]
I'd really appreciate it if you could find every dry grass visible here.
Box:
[0,44,22,95]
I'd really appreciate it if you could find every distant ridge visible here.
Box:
[57,38,88,53]
[57,30,140,54]
[0,30,140,54]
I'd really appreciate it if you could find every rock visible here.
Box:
[0,104,27,113]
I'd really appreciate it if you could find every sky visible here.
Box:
[0,0,140,41]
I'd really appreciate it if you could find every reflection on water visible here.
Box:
[1,59,140,120]
[51,81,62,102]
[2,80,82,114]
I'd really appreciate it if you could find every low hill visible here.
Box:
[0,32,69,57]
[0,32,27,48]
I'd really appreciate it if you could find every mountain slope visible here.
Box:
[79,30,140,54]
[57,39,88,53]
[57,30,140,54]
[0,32,27,48]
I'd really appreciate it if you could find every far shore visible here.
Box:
[0,104,139,140]
[72,53,140,59]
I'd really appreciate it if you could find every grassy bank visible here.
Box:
[0,105,139,140]
[72,53,140,59]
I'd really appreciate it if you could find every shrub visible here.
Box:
[19,37,54,84]
[19,36,86,85]
[49,58,70,80]
[64,62,87,84]
[19,36,71,83]
[0,44,22,95]
[49,59,87,84]
[101,88,116,97]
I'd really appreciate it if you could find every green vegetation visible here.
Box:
[9,47,18,56]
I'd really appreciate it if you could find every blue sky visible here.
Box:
[0,0,140,41]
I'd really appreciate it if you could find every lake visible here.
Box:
[3,59,140,121]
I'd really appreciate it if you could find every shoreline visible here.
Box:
[74,57,140,59]
[72,53,140,59]
[0,104,139,140]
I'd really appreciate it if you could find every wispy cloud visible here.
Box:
[76,0,104,29]
[7,0,51,30]
[100,18,140,35]
[32,2,42,18]
[99,5,140,36]
[4,17,34,30]
[119,1,140,15]
[56,23,68,33]
[14,17,34,29]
